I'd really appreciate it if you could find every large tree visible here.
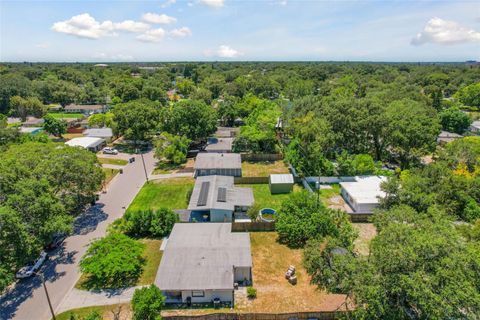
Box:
[112,99,160,144]
[154,132,190,165]
[43,114,67,138]
[304,206,480,319]
[161,99,217,142]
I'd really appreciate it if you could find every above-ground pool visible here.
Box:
[259,208,276,222]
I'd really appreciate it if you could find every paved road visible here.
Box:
[0,151,156,320]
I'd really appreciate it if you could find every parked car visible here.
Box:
[15,251,48,279]
[102,147,118,155]
[45,233,67,250]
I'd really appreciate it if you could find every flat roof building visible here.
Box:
[188,175,254,222]
[340,176,386,213]
[194,153,242,177]
[84,128,114,141]
[65,137,105,152]
[156,223,252,306]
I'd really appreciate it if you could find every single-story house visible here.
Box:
[19,127,43,135]
[156,223,252,306]
[22,117,44,127]
[470,121,480,135]
[205,137,233,153]
[65,137,105,152]
[194,153,242,177]
[64,104,107,114]
[188,175,254,222]
[269,174,294,194]
[84,128,114,142]
[437,131,463,144]
[340,176,387,213]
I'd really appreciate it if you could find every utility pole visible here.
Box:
[37,273,56,320]
[140,152,149,183]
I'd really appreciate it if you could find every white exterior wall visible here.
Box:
[181,289,233,304]
[341,188,379,213]
[234,266,251,284]
[210,209,233,222]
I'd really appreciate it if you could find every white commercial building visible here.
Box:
[340,176,386,213]
[65,137,105,152]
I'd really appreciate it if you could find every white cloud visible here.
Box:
[52,13,150,39]
[160,0,176,8]
[170,27,192,38]
[52,13,116,39]
[215,45,242,58]
[113,20,150,33]
[412,17,480,45]
[136,28,166,42]
[142,12,177,24]
[278,0,287,6]
[200,0,224,8]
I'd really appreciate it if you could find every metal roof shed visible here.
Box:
[269,173,294,194]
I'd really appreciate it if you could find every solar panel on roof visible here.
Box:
[197,181,210,206]
[217,187,227,202]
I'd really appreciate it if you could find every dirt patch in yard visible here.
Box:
[242,160,289,177]
[353,223,377,256]
[242,232,348,313]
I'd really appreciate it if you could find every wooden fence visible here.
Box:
[234,177,270,184]
[232,221,276,232]
[164,311,344,320]
[241,153,284,162]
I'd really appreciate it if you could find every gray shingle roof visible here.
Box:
[188,175,254,211]
[194,153,241,170]
[156,223,251,291]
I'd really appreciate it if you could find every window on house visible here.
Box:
[192,290,205,297]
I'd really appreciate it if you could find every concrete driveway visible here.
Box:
[0,151,156,320]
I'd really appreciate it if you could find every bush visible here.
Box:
[276,191,357,248]
[121,208,179,238]
[79,233,145,288]
[247,286,257,299]
[132,284,165,320]
[247,203,261,221]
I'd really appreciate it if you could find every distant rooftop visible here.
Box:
[64,104,105,111]
[84,128,113,138]
[194,153,241,170]
[156,223,251,291]
[340,176,386,204]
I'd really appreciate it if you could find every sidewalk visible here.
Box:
[56,286,145,314]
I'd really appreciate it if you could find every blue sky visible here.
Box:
[0,0,479,62]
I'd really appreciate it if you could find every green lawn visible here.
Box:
[47,112,84,119]
[55,303,130,320]
[102,168,119,186]
[239,183,302,210]
[75,239,162,290]
[128,177,194,211]
[319,183,341,205]
[98,157,128,166]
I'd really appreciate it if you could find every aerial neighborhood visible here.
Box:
[1,1,480,320]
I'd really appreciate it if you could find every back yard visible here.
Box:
[239,183,303,210]
[242,160,289,177]
[127,178,194,211]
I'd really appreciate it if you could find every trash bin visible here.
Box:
[120,169,123,174]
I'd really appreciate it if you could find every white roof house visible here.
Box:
[84,128,113,140]
[340,176,387,213]
[156,223,252,305]
[65,137,105,151]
